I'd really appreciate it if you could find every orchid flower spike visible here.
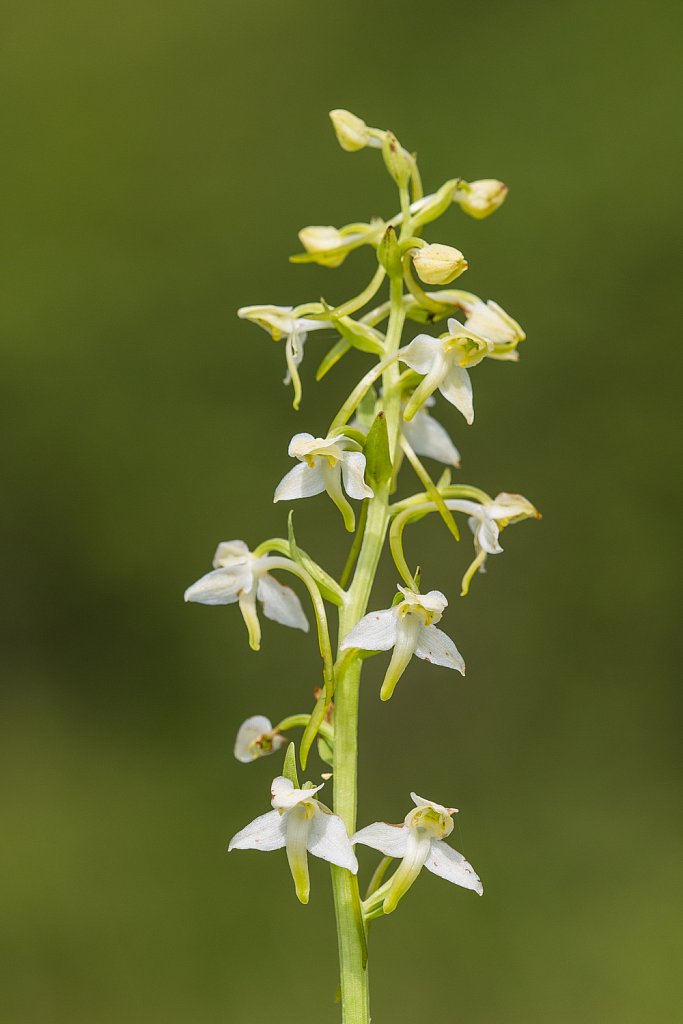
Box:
[401,320,493,425]
[229,776,358,904]
[274,433,374,532]
[339,586,465,701]
[401,395,461,468]
[184,540,309,651]
[352,792,482,913]
[237,305,330,409]
[445,493,541,595]
[234,715,286,764]
[459,298,526,362]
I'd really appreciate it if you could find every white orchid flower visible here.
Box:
[228,776,358,904]
[339,586,465,701]
[274,432,374,532]
[445,493,540,595]
[234,715,286,764]
[401,396,461,468]
[352,792,482,913]
[237,304,330,408]
[401,319,493,424]
[459,299,525,361]
[184,540,309,651]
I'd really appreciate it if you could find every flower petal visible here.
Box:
[307,809,359,873]
[228,809,287,852]
[351,822,409,857]
[271,776,324,810]
[469,514,502,555]
[438,365,474,425]
[285,807,312,904]
[274,462,326,502]
[383,827,431,913]
[213,539,251,567]
[340,451,374,500]
[339,609,398,652]
[257,574,309,632]
[414,625,466,674]
[401,334,443,375]
[425,839,483,895]
[402,409,461,467]
[184,567,243,605]
[234,715,275,763]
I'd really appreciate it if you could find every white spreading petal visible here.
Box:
[425,839,483,895]
[307,809,359,872]
[401,334,444,375]
[228,809,287,852]
[274,462,327,502]
[212,539,250,567]
[438,365,474,425]
[339,609,398,652]
[414,625,466,673]
[340,451,374,500]
[402,408,461,467]
[184,567,245,605]
[351,822,409,857]
[257,574,309,632]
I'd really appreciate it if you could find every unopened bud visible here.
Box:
[382,131,413,189]
[455,179,508,220]
[412,244,468,285]
[329,109,373,152]
[298,225,347,268]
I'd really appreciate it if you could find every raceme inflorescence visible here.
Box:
[184,108,540,1024]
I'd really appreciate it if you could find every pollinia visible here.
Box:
[185,109,540,1024]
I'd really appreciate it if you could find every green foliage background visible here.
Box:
[2,1,681,1021]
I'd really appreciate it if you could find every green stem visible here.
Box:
[331,267,407,1024]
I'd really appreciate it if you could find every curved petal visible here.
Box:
[425,839,483,895]
[402,409,461,467]
[257,574,309,632]
[271,776,324,810]
[401,334,444,375]
[213,539,250,568]
[351,822,409,857]
[383,827,431,914]
[341,451,374,500]
[307,809,358,873]
[234,715,274,763]
[438,365,474,425]
[228,809,287,852]
[414,625,466,674]
[274,462,326,502]
[184,567,243,605]
[380,614,421,701]
[285,807,312,904]
[469,514,502,555]
[287,432,315,457]
[339,608,398,652]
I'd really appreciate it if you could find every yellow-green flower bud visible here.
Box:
[298,225,347,268]
[412,244,468,285]
[329,108,373,152]
[382,131,413,189]
[455,179,508,219]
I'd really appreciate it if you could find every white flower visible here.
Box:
[339,586,465,701]
[352,792,482,913]
[184,540,309,651]
[460,299,525,361]
[455,178,508,220]
[234,715,286,764]
[401,319,493,425]
[412,244,468,286]
[274,433,374,532]
[445,493,540,594]
[237,304,330,408]
[229,776,358,904]
[402,396,461,468]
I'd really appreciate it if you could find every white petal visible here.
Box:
[212,539,250,567]
[341,451,374,500]
[274,462,326,502]
[402,409,461,467]
[287,432,315,457]
[425,839,483,894]
[184,567,243,605]
[257,574,309,632]
[234,715,273,763]
[469,514,502,555]
[410,792,455,816]
[439,365,474,424]
[228,809,287,852]
[339,608,398,652]
[401,334,443,375]
[351,822,409,857]
[414,625,466,674]
[271,776,324,810]
[307,809,359,872]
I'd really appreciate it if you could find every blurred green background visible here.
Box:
[2,0,681,1021]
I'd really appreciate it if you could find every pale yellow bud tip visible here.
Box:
[456,179,508,220]
[329,109,371,152]
[412,243,468,285]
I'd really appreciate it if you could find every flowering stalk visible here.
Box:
[184,110,539,1024]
